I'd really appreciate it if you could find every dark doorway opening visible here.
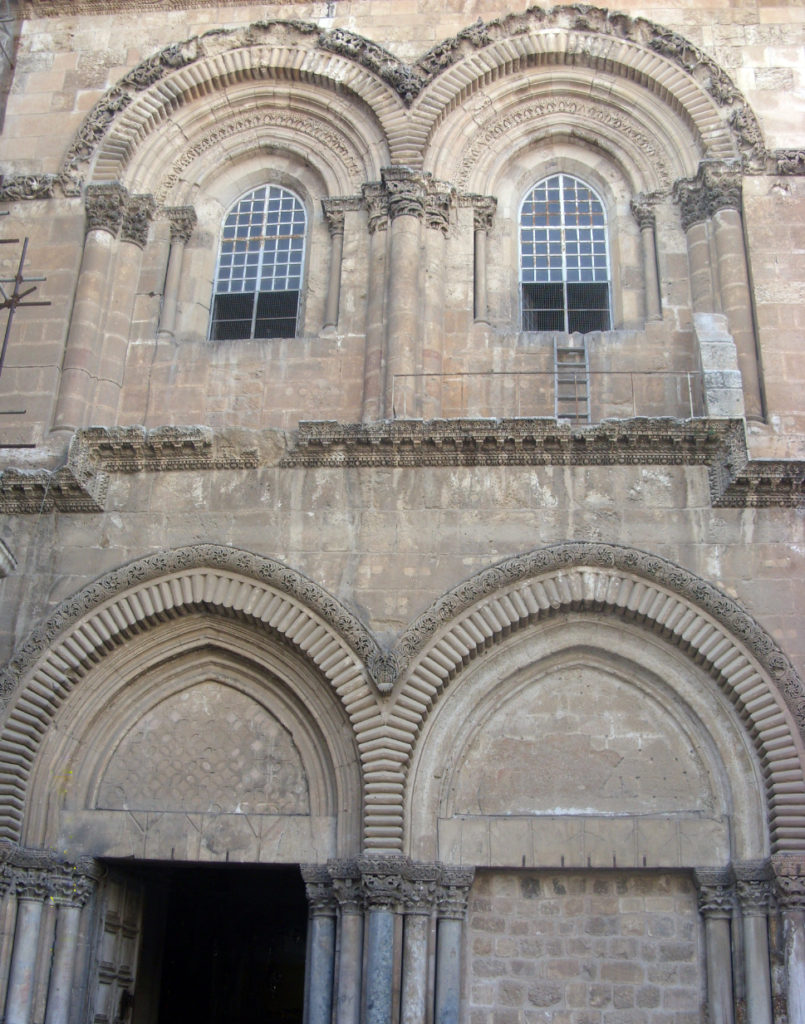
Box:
[133,864,307,1024]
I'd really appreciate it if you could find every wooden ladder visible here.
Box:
[554,336,590,423]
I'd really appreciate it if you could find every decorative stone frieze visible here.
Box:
[85,183,128,237]
[775,150,805,176]
[165,206,197,244]
[121,194,156,248]
[437,866,475,920]
[301,864,337,916]
[0,175,57,202]
[694,868,735,918]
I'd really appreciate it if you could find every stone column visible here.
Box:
[674,175,716,315]
[0,853,15,1012]
[43,862,99,1024]
[422,189,452,417]
[4,867,50,1024]
[400,862,439,1024]
[734,863,772,1024]
[53,183,127,432]
[434,866,474,1024]
[383,168,428,419]
[359,856,406,1024]
[472,197,496,324]
[694,868,736,1024]
[706,163,763,420]
[93,193,156,423]
[301,865,337,1024]
[158,206,197,338]
[329,860,363,1024]
[631,193,662,321]
[322,199,348,331]
[361,183,388,422]
[772,855,805,1024]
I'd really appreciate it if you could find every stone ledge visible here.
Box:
[0,419,802,515]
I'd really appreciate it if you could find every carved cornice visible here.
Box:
[301,864,337,916]
[4,6,761,202]
[437,866,475,920]
[85,183,128,236]
[121,194,156,248]
[165,205,197,245]
[694,868,734,918]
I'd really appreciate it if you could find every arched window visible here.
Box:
[210,185,306,340]
[520,174,611,333]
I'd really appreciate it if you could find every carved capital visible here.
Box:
[771,855,805,912]
[702,162,742,215]
[165,205,197,245]
[85,183,128,237]
[358,855,408,911]
[328,859,363,914]
[321,198,360,237]
[382,168,428,221]
[300,864,337,916]
[673,176,709,232]
[425,192,452,235]
[630,192,658,230]
[471,195,497,233]
[362,183,388,235]
[47,863,100,907]
[694,868,734,918]
[401,862,440,915]
[121,194,156,247]
[437,866,474,920]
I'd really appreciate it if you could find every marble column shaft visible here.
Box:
[400,865,439,1024]
[734,867,772,1024]
[434,867,474,1024]
[158,207,197,339]
[301,866,337,1024]
[330,863,363,1024]
[772,856,805,1024]
[5,894,45,1024]
[322,201,346,330]
[695,869,735,1024]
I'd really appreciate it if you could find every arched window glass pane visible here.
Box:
[520,174,611,333]
[210,185,306,340]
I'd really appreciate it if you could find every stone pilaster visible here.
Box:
[159,205,197,337]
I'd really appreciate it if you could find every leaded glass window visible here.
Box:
[520,174,611,333]
[210,185,306,340]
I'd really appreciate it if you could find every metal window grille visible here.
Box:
[210,185,306,340]
[520,174,611,333]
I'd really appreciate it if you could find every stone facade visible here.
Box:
[0,1,803,1023]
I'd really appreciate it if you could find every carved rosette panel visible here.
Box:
[165,205,197,244]
[358,855,409,911]
[85,183,128,236]
[301,864,337,916]
[694,869,734,918]
[437,866,475,920]
[121,194,156,247]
